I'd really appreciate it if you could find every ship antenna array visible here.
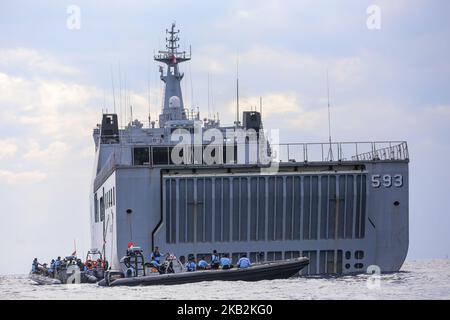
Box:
[110,65,116,115]
[327,69,334,161]
[236,55,240,127]
[260,96,263,117]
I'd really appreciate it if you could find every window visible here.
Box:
[285,251,300,260]
[99,197,105,221]
[94,194,99,223]
[250,252,265,264]
[133,147,150,166]
[152,147,170,165]
[267,251,282,262]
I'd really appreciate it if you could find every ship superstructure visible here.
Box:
[90,23,409,275]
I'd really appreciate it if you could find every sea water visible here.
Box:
[1,260,449,300]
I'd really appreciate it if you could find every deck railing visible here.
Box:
[94,140,408,190]
[273,141,409,163]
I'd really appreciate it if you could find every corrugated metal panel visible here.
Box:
[163,173,367,244]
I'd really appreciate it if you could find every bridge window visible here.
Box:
[133,147,150,165]
[152,147,170,165]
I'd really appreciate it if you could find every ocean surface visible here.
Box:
[1,260,449,300]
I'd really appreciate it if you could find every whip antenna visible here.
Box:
[327,69,334,161]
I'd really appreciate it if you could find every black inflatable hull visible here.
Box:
[99,257,309,287]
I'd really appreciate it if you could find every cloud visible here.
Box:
[426,105,450,116]
[0,48,80,76]
[0,140,18,159]
[226,92,301,117]
[0,72,101,142]
[23,141,70,165]
[0,170,46,185]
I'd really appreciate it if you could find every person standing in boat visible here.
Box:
[48,259,55,277]
[54,256,61,273]
[211,250,220,269]
[31,258,39,274]
[237,254,252,269]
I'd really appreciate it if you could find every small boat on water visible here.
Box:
[28,254,104,285]
[98,257,309,287]
[29,273,62,285]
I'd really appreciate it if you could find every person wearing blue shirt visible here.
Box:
[185,257,197,272]
[220,254,232,270]
[197,257,209,270]
[150,246,163,264]
[211,250,220,269]
[237,254,251,269]
[31,258,39,274]
[54,257,61,272]
[48,259,55,277]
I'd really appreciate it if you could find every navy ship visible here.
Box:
[90,23,409,275]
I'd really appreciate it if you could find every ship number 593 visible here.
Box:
[371,174,403,188]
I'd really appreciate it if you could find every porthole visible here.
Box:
[345,251,351,260]
[354,263,364,269]
[355,251,364,260]
[394,201,400,207]
[345,263,351,269]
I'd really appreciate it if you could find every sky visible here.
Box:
[0,0,449,275]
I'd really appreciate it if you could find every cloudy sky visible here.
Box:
[0,0,449,274]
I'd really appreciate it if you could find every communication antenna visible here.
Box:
[327,69,334,161]
[211,73,215,116]
[260,97,263,116]
[189,50,195,109]
[103,89,107,111]
[118,62,122,116]
[110,65,116,115]
[207,73,211,119]
[236,55,240,127]
[147,57,152,127]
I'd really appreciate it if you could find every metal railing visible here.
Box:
[273,141,409,163]
[94,141,408,190]
[129,141,409,166]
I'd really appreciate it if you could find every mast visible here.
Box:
[154,23,191,127]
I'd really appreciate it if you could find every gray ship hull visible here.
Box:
[91,157,408,275]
